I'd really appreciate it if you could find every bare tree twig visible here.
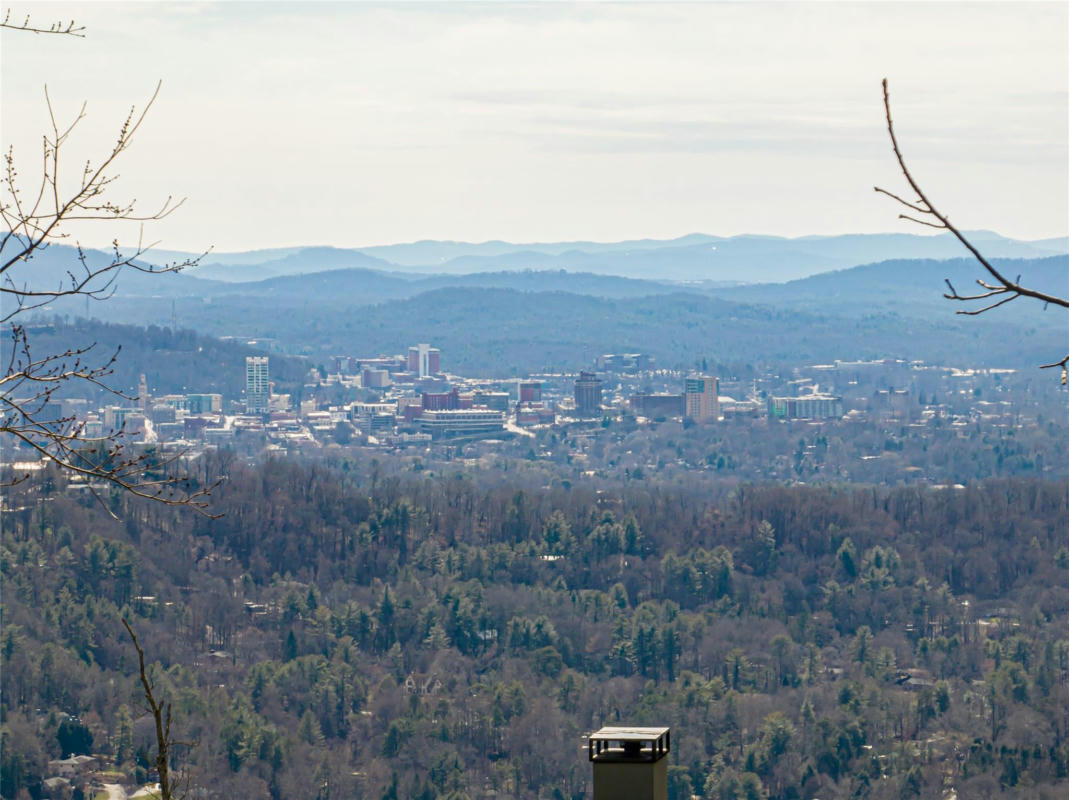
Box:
[875,78,1068,312]
[875,78,1068,376]
[0,9,85,36]
[1039,354,1069,387]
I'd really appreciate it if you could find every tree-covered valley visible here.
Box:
[3,452,1067,799]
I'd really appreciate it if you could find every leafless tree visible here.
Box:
[875,78,1068,383]
[1,15,218,512]
[122,618,181,800]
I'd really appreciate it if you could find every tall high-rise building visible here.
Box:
[574,371,603,417]
[246,356,270,414]
[684,375,718,423]
[407,343,440,378]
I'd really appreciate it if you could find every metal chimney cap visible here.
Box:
[590,727,669,741]
[588,727,671,762]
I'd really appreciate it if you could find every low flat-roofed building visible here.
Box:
[518,380,542,403]
[351,401,397,419]
[366,413,396,434]
[155,421,185,441]
[629,393,684,418]
[516,403,555,425]
[362,368,392,388]
[103,406,142,433]
[204,426,235,445]
[187,393,222,414]
[420,408,505,440]
[767,394,844,420]
[596,353,653,372]
[150,403,177,424]
[472,390,510,412]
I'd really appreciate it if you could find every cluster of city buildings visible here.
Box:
[7,346,1049,498]
[305,346,849,445]
[40,384,232,447]
[321,344,556,442]
[44,344,754,452]
[41,345,1006,462]
[314,349,786,444]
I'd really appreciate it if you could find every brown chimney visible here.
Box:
[588,726,670,800]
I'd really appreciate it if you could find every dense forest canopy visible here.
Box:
[3,451,1067,799]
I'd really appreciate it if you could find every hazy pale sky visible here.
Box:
[3,2,1067,251]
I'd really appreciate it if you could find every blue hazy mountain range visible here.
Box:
[142,230,1066,284]
[14,235,1066,372]
[11,245,683,302]
[18,238,1064,327]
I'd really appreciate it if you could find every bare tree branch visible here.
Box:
[0,325,223,517]
[0,9,85,37]
[875,78,1068,375]
[1,43,217,513]
[875,79,1068,313]
[1,82,204,307]
[1039,354,1069,387]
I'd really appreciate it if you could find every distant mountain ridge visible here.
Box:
[38,267,1064,375]
[187,247,400,282]
[138,230,1066,284]
[22,241,1066,332]
[103,264,686,304]
[17,236,1066,375]
[711,255,1069,326]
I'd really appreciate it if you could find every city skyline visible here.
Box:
[2,1,1066,253]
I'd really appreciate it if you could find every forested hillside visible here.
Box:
[52,285,1065,376]
[3,455,1066,799]
[7,321,308,400]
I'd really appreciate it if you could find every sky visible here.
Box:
[2,1,1067,252]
